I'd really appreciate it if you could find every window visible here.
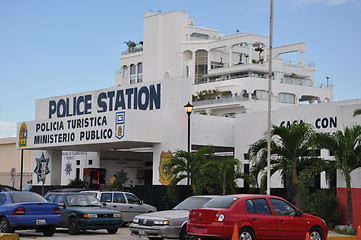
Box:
[270,198,296,216]
[125,193,140,204]
[195,50,208,84]
[100,193,112,202]
[122,65,128,78]
[130,64,136,84]
[277,93,295,104]
[246,198,271,215]
[255,90,268,101]
[137,62,143,83]
[204,196,237,209]
[113,193,126,203]
[0,194,6,206]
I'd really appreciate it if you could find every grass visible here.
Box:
[333,229,357,236]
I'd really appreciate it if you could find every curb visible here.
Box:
[327,237,356,240]
[0,233,19,240]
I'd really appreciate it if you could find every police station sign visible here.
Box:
[17,83,161,149]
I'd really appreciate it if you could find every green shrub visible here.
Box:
[301,189,344,228]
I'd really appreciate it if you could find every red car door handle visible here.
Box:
[252,218,257,221]
[279,219,285,222]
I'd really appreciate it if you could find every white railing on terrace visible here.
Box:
[121,47,143,56]
[283,60,315,68]
[193,96,250,106]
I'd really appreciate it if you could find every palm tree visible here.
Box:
[197,158,252,195]
[353,109,361,117]
[248,122,318,207]
[312,125,361,231]
[164,146,214,200]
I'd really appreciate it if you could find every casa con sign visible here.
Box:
[17,83,161,149]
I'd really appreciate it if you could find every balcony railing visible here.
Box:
[121,47,143,56]
[193,96,250,106]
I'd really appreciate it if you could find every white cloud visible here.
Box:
[0,121,17,138]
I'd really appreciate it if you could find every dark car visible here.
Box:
[0,191,60,236]
[187,194,328,240]
[44,192,123,235]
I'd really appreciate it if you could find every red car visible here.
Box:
[187,194,328,240]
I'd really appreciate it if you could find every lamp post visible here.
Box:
[184,102,193,153]
[184,102,193,189]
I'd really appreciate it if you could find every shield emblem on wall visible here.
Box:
[115,112,125,139]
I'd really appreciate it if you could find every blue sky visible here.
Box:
[0,0,360,137]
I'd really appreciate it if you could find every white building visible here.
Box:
[15,10,360,225]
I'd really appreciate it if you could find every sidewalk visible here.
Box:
[328,231,356,240]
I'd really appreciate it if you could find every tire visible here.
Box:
[107,228,118,234]
[68,217,80,235]
[0,217,14,233]
[43,226,56,236]
[309,227,323,240]
[180,225,193,240]
[239,227,254,240]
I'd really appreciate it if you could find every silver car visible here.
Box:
[82,191,157,222]
[129,195,218,240]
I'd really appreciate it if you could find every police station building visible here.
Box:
[16,11,361,223]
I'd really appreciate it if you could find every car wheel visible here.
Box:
[68,217,80,235]
[309,227,323,240]
[0,217,14,233]
[107,228,118,234]
[43,226,56,236]
[180,225,193,240]
[239,227,254,240]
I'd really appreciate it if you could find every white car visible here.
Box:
[129,195,218,240]
[82,191,157,222]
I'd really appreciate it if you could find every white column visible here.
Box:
[228,46,233,67]
[300,51,305,66]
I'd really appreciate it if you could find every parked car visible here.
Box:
[0,191,60,236]
[82,190,157,222]
[129,195,218,240]
[0,184,18,192]
[44,192,123,235]
[187,194,328,240]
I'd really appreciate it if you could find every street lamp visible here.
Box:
[184,102,193,153]
[184,102,193,190]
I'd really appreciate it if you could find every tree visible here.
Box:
[165,146,214,200]
[124,41,137,51]
[312,125,361,231]
[197,158,252,195]
[353,109,361,117]
[248,122,318,207]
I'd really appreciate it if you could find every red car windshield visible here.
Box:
[203,196,238,209]
[173,197,213,210]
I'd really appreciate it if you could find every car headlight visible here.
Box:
[133,217,139,223]
[113,213,122,218]
[84,213,97,218]
[153,220,170,225]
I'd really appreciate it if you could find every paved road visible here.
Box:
[16,226,135,240]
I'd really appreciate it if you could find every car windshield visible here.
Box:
[203,196,238,209]
[66,194,103,207]
[10,192,47,203]
[173,197,213,210]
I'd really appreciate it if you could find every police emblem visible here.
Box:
[65,161,72,176]
[18,123,28,148]
[115,112,125,139]
[159,150,173,186]
[33,152,50,183]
